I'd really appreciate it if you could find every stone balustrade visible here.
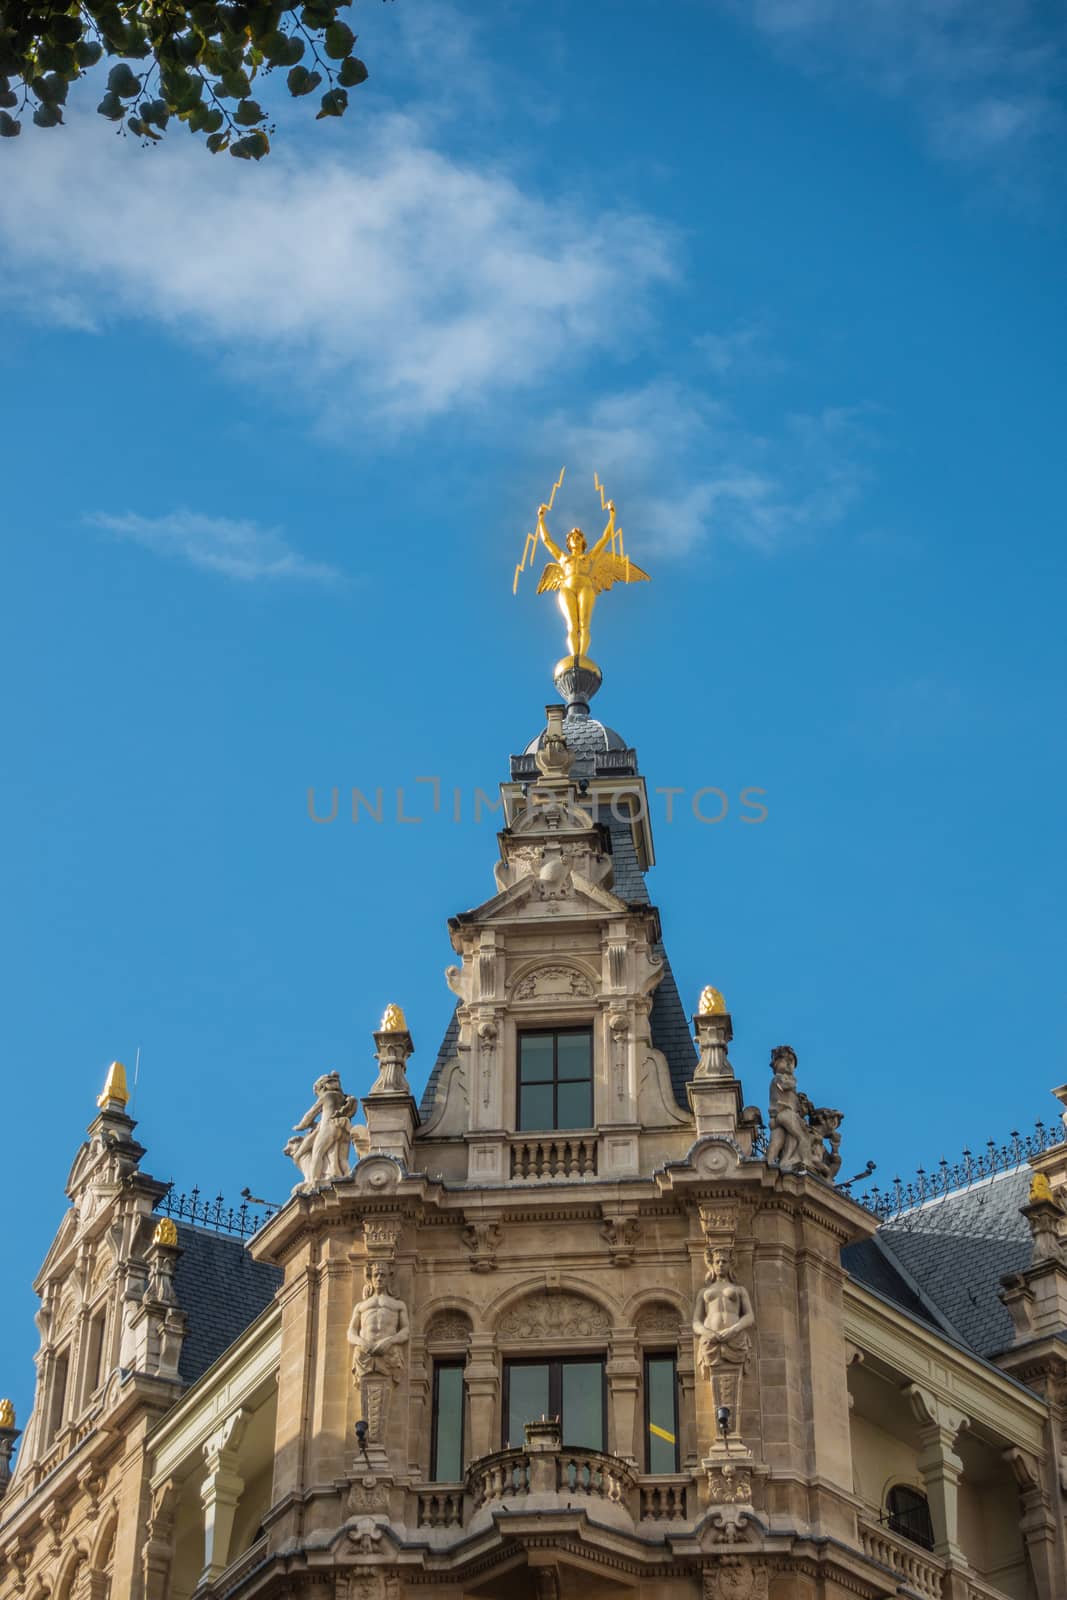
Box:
[416,1486,464,1528]
[556,1447,637,1506]
[858,1518,946,1600]
[638,1475,690,1521]
[510,1135,597,1180]
[467,1448,532,1509]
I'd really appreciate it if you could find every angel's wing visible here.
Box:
[589,551,651,595]
[536,561,564,594]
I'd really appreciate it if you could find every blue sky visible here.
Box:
[1,0,1065,1418]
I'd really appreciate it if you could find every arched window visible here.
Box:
[886,1483,934,1551]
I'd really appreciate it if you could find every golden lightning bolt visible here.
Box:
[593,470,628,575]
[513,466,566,594]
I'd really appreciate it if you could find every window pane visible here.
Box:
[556,1032,592,1080]
[519,1082,554,1130]
[646,1356,678,1472]
[432,1364,464,1481]
[562,1360,603,1449]
[507,1363,550,1448]
[556,1079,592,1129]
[519,1035,554,1082]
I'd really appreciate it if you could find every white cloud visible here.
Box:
[717,0,1063,169]
[0,114,675,423]
[696,321,784,378]
[88,510,341,583]
[542,382,872,558]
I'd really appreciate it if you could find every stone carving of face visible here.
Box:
[711,1248,733,1280]
[367,1262,388,1294]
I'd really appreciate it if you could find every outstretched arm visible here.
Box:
[589,502,616,558]
[537,505,563,560]
[292,1099,321,1132]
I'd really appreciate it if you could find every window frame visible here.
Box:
[885,1483,935,1551]
[516,1026,594,1132]
[502,1355,607,1450]
[429,1359,466,1483]
[643,1350,680,1473]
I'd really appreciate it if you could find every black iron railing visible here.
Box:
[156,1184,279,1239]
[855,1120,1063,1222]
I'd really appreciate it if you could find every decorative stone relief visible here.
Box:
[706,1460,754,1504]
[362,1218,402,1259]
[766,1046,843,1179]
[425,1311,473,1345]
[498,1291,610,1339]
[601,1214,640,1266]
[512,966,593,1001]
[635,1302,682,1340]
[699,1204,738,1243]
[702,1558,767,1597]
[477,1017,498,1111]
[347,1263,410,1445]
[348,1574,400,1600]
[370,1014,414,1095]
[346,1476,391,1515]
[693,1245,755,1433]
[463,1221,502,1273]
[285,1073,366,1191]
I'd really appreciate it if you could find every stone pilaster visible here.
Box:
[687,1010,742,1138]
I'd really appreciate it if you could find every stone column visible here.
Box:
[1005,1447,1059,1600]
[141,1477,177,1600]
[199,1409,247,1584]
[906,1387,969,1563]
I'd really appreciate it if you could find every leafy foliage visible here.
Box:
[0,1,375,157]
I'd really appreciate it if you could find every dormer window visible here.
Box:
[517,1028,593,1131]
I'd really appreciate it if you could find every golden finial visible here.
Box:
[514,473,649,666]
[153,1217,179,1247]
[97,1060,129,1109]
[698,985,727,1016]
[379,1003,408,1033]
[1029,1172,1055,1206]
[0,1399,14,1428]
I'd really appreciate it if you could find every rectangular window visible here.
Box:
[430,1361,465,1482]
[645,1354,679,1472]
[517,1029,593,1131]
[504,1358,605,1449]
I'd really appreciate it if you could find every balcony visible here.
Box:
[857,1518,1015,1600]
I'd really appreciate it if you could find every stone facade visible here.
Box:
[1,694,1064,1600]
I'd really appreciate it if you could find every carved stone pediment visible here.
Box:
[508,794,596,837]
[497,1289,610,1340]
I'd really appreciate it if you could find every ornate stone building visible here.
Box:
[3,660,1067,1600]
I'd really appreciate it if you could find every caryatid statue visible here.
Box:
[284,1071,368,1191]
[692,1246,755,1438]
[347,1261,410,1444]
[513,470,649,666]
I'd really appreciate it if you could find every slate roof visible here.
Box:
[172,1223,282,1385]
[419,714,697,1120]
[843,1165,1033,1359]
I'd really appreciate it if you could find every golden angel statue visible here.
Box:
[533,492,649,662]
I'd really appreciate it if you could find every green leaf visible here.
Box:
[324,21,354,59]
[75,40,103,68]
[35,72,68,106]
[315,86,347,120]
[338,55,367,88]
[218,66,250,99]
[286,64,321,97]
[32,102,63,127]
[0,109,20,137]
[0,87,16,109]
[51,16,83,45]
[107,62,141,99]
[230,127,269,160]
[96,90,124,121]
[234,97,264,125]
[283,35,305,65]
[206,129,230,153]
[141,98,170,129]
